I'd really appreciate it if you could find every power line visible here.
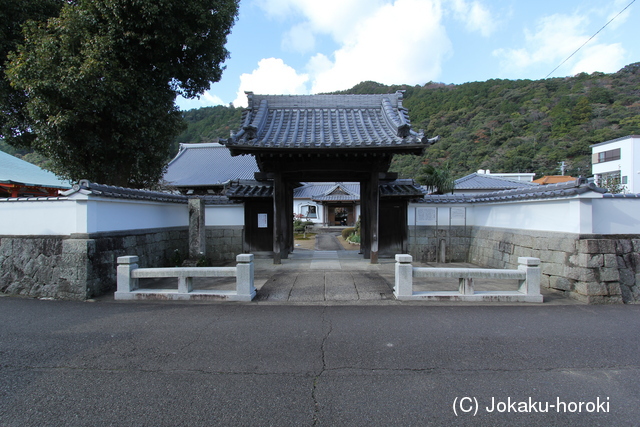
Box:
[545,0,636,79]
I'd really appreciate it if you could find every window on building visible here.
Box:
[592,148,621,164]
[301,205,317,218]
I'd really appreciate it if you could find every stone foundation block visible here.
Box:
[616,240,634,254]
[574,281,608,296]
[564,266,597,282]
[607,282,622,296]
[599,268,620,282]
[540,250,567,264]
[577,239,616,254]
[549,276,573,291]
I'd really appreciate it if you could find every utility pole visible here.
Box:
[558,161,567,176]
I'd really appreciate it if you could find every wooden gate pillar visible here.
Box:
[369,172,380,264]
[360,179,370,259]
[273,173,287,264]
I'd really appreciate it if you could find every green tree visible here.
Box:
[417,165,455,195]
[0,0,64,148]
[6,0,239,188]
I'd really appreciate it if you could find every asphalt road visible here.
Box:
[1,296,639,426]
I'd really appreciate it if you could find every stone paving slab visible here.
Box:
[289,273,326,302]
[325,272,359,301]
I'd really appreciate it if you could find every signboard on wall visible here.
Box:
[257,213,268,228]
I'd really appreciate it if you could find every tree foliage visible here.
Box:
[5,0,239,188]
[172,104,242,155]
[416,164,455,195]
[0,0,64,148]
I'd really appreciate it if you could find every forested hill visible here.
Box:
[175,63,640,179]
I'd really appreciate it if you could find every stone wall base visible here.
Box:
[408,226,639,304]
[1,228,188,300]
[467,227,639,304]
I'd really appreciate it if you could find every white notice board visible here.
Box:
[415,207,437,225]
[257,213,268,228]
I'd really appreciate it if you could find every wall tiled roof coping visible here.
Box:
[417,178,607,204]
[62,180,188,203]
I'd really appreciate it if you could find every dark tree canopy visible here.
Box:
[5,0,239,188]
[0,0,64,148]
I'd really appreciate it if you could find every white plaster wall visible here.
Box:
[592,198,640,234]
[464,199,593,233]
[0,199,78,235]
[409,198,603,234]
[205,204,244,226]
[84,198,188,233]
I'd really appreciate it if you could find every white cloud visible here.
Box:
[449,0,496,36]
[282,22,316,53]
[232,58,309,107]
[493,14,589,70]
[309,0,451,93]
[257,0,384,43]
[570,43,626,75]
[492,12,627,77]
[176,92,224,111]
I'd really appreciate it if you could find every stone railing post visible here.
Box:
[236,254,256,301]
[117,256,139,293]
[394,254,413,298]
[178,275,193,294]
[459,277,474,295]
[518,257,541,296]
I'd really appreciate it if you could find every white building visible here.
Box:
[475,169,535,182]
[591,135,640,193]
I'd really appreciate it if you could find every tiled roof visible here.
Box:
[379,180,425,197]
[454,173,538,191]
[532,175,577,185]
[417,178,606,204]
[0,151,71,189]
[224,92,439,152]
[226,181,273,198]
[294,182,359,199]
[62,180,187,203]
[164,143,259,187]
[229,180,423,201]
[309,183,360,202]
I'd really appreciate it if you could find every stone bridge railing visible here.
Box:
[115,254,256,301]
[394,255,542,302]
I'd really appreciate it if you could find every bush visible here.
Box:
[347,233,361,244]
[294,219,313,233]
[342,227,355,239]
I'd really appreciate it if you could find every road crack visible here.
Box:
[312,306,333,425]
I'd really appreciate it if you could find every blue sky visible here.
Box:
[176,0,639,110]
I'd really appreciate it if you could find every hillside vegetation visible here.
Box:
[175,63,640,180]
[7,63,639,180]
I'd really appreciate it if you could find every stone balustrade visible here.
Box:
[115,254,255,301]
[394,255,542,302]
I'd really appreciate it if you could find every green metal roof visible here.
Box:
[0,151,71,189]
